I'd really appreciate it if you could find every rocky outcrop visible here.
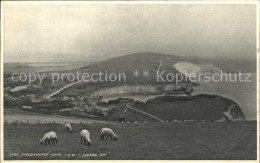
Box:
[93,84,191,96]
[173,61,221,78]
[140,94,246,121]
[93,85,160,95]
[223,104,246,121]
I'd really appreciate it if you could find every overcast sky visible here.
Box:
[3,3,256,63]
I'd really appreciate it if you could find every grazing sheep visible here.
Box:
[143,121,147,123]
[134,121,138,124]
[11,121,18,125]
[80,129,91,145]
[19,121,26,125]
[40,131,57,145]
[127,121,131,124]
[100,128,118,141]
[64,124,72,132]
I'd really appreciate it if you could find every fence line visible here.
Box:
[4,120,106,125]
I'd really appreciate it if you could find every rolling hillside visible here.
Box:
[131,94,246,122]
[76,52,184,84]
[74,52,224,85]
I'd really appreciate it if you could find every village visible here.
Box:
[58,93,112,117]
[4,84,119,119]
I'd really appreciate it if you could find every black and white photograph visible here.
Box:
[1,1,259,161]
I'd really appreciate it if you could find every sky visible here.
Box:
[3,3,257,63]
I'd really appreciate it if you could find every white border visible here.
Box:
[1,1,260,5]
[256,1,259,163]
[1,2,4,162]
[1,1,259,163]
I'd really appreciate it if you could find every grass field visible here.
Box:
[4,121,256,160]
[4,107,114,124]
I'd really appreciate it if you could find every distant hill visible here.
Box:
[74,52,232,85]
[76,52,185,84]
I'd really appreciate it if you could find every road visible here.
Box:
[157,57,178,73]
[157,59,163,73]
[43,81,83,98]
[157,58,170,73]
[126,103,164,122]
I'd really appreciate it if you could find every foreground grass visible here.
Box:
[4,121,256,160]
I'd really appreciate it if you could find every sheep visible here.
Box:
[100,127,118,141]
[80,129,91,145]
[11,121,18,125]
[64,124,72,133]
[40,131,57,145]
[19,121,26,125]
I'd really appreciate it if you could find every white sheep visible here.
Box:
[19,121,26,125]
[64,123,72,132]
[80,129,91,145]
[40,131,57,145]
[100,127,118,141]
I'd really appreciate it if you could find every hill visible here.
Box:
[75,52,184,84]
[74,52,225,85]
[131,94,245,122]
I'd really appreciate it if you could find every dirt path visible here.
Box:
[126,103,164,122]
[157,58,175,73]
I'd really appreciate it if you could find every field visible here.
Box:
[4,107,114,124]
[4,121,256,160]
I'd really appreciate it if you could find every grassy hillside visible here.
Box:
[132,94,245,121]
[4,122,256,160]
[4,94,246,123]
